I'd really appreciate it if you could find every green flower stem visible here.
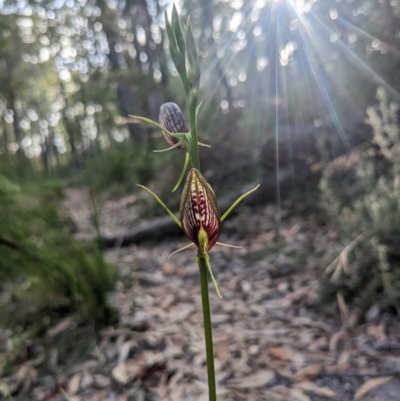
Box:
[198,253,217,401]
[172,151,190,193]
[188,99,200,170]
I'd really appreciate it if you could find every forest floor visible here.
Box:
[2,188,400,401]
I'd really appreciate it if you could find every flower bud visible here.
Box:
[159,102,188,148]
[180,169,220,253]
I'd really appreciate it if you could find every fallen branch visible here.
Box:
[99,170,292,248]
[0,236,19,250]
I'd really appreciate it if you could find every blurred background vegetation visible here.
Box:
[0,0,400,354]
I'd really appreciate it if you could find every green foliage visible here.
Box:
[0,174,117,326]
[77,141,155,197]
[320,92,400,310]
[0,156,37,183]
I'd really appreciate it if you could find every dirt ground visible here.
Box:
[2,188,400,401]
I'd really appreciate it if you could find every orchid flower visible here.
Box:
[137,169,259,298]
[135,6,259,401]
[129,102,210,192]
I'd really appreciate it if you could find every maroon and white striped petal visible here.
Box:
[159,102,187,148]
[180,169,220,252]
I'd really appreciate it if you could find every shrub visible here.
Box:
[320,91,400,310]
[0,174,117,326]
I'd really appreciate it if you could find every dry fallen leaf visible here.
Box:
[46,317,76,338]
[117,341,135,365]
[262,388,286,401]
[338,351,350,366]
[366,323,386,342]
[194,380,229,396]
[111,363,130,385]
[80,371,94,389]
[279,288,309,308]
[8,194,397,401]
[329,330,344,354]
[66,396,81,401]
[93,374,111,388]
[295,381,337,399]
[67,373,81,395]
[225,369,275,389]
[0,381,10,397]
[293,364,323,381]
[269,346,290,362]
[353,376,393,400]
[111,361,142,385]
[290,387,312,401]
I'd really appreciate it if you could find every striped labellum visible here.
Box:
[159,102,188,149]
[180,169,220,253]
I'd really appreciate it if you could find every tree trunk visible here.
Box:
[97,0,145,142]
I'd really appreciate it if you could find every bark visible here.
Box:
[199,0,232,103]
[49,127,61,171]
[97,0,145,142]
[59,80,79,168]
[0,236,19,250]
[6,89,22,156]
[1,116,8,154]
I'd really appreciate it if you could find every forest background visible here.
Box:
[1,0,400,400]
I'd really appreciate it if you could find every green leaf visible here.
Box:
[165,10,177,51]
[165,9,186,82]
[186,18,200,88]
[172,4,186,56]
[170,47,187,81]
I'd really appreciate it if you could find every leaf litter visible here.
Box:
[1,189,400,401]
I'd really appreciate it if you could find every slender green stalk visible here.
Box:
[198,253,217,401]
[172,152,190,192]
[166,10,224,400]
[188,101,200,170]
[136,10,259,401]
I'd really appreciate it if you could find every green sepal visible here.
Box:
[137,184,182,228]
[128,115,187,141]
[220,184,260,222]
[200,252,222,299]
[153,140,185,153]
